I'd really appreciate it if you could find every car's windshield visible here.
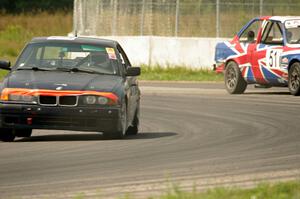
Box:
[15,42,119,75]
[285,19,300,44]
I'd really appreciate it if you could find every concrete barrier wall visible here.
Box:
[95,36,229,68]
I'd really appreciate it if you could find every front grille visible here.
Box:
[59,96,78,106]
[38,95,78,106]
[39,96,57,106]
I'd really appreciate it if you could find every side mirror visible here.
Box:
[126,67,141,76]
[0,60,11,70]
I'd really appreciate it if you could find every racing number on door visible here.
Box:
[266,49,282,68]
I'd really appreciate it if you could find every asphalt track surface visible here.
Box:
[0,82,300,198]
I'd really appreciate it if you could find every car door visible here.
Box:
[234,19,263,83]
[116,44,139,124]
[252,21,284,84]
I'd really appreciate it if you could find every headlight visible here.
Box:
[21,95,35,102]
[84,96,97,104]
[8,94,36,103]
[98,96,108,105]
[83,95,111,105]
[9,94,21,101]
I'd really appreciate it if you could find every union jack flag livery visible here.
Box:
[215,16,300,95]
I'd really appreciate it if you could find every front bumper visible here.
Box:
[0,103,121,132]
[214,62,225,74]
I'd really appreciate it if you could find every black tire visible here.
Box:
[0,128,15,142]
[15,129,32,137]
[224,61,247,94]
[288,62,300,96]
[126,102,140,135]
[103,102,127,139]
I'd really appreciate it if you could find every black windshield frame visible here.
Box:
[14,42,121,76]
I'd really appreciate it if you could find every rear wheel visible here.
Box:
[15,129,32,138]
[225,61,247,94]
[0,128,15,142]
[288,62,300,96]
[103,102,127,139]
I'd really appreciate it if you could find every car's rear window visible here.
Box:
[285,20,300,44]
[15,42,119,75]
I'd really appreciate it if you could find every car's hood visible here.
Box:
[5,70,124,93]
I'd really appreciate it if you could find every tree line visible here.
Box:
[0,0,73,14]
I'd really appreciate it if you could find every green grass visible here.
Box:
[155,181,300,199]
[0,70,8,80]
[140,66,223,82]
[71,181,300,199]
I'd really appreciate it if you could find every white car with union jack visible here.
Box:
[215,16,300,95]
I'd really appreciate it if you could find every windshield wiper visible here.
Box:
[56,67,110,75]
[16,66,54,71]
[55,67,73,72]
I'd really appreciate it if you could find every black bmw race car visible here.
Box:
[0,36,141,141]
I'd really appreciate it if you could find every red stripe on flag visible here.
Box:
[271,69,287,80]
[252,66,268,84]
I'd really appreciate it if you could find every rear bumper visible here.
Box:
[0,103,121,132]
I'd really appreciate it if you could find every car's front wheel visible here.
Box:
[126,102,140,135]
[288,62,300,96]
[103,102,127,139]
[0,128,15,142]
[225,61,247,94]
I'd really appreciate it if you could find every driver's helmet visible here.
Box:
[90,51,108,66]
[247,30,255,42]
